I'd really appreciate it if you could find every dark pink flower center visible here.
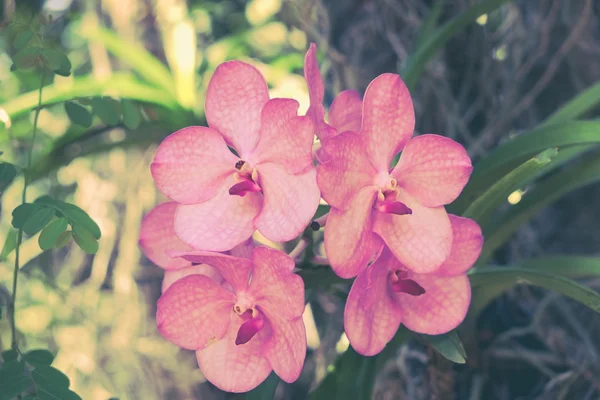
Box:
[235,309,264,345]
[230,160,262,197]
[389,270,425,296]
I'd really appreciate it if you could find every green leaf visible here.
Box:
[72,225,99,254]
[1,349,18,362]
[38,386,82,400]
[0,360,30,400]
[38,218,69,250]
[402,0,513,89]
[245,372,279,400]
[414,0,445,49]
[64,101,92,127]
[0,229,18,261]
[511,256,600,278]
[24,349,54,367]
[41,48,65,71]
[54,54,72,77]
[421,331,466,364]
[92,97,121,126]
[13,46,41,69]
[34,197,101,239]
[462,148,557,226]
[543,80,600,125]
[121,99,142,130]
[22,206,56,236]
[55,231,73,248]
[0,162,17,192]
[31,365,70,388]
[12,203,41,229]
[469,267,600,314]
[480,150,600,262]
[14,30,34,49]
[449,120,600,215]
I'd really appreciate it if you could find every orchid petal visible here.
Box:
[328,89,362,133]
[373,191,451,274]
[197,314,272,393]
[254,163,320,242]
[161,264,222,293]
[174,175,261,252]
[396,274,471,335]
[150,127,237,204]
[436,215,483,276]
[205,61,270,156]
[360,73,415,172]
[262,310,306,383]
[325,185,383,278]
[392,134,473,207]
[317,132,378,210]
[156,274,234,350]
[250,246,304,319]
[304,43,336,141]
[138,202,193,270]
[250,99,314,174]
[344,252,402,356]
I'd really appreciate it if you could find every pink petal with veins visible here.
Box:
[393,134,473,207]
[161,264,222,293]
[396,273,471,335]
[156,274,234,350]
[360,73,415,172]
[317,132,378,210]
[436,215,483,276]
[174,174,262,251]
[373,191,451,274]
[304,43,336,141]
[250,99,314,174]
[329,89,362,133]
[325,185,383,278]
[138,202,193,270]
[205,61,270,156]
[150,127,237,204]
[250,246,305,320]
[197,313,272,393]
[254,163,320,242]
[344,250,402,356]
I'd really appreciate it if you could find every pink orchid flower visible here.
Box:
[345,215,483,356]
[151,61,320,252]
[304,43,362,142]
[317,73,473,278]
[156,246,306,393]
[138,201,251,292]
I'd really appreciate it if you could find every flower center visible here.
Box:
[374,178,412,215]
[229,160,261,197]
[233,307,264,345]
[388,270,425,296]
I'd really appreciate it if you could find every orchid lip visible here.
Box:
[229,180,262,197]
[389,270,425,296]
[235,310,265,345]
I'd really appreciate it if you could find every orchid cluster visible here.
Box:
[138,44,483,393]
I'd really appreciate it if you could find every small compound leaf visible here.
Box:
[34,198,101,239]
[92,97,121,126]
[38,387,82,400]
[12,203,41,229]
[0,162,18,193]
[54,54,72,77]
[64,102,92,128]
[121,99,142,130]
[13,30,34,49]
[1,349,18,362]
[41,48,64,71]
[421,331,467,364]
[55,231,73,248]
[13,46,41,69]
[0,360,30,400]
[24,349,54,367]
[38,218,69,251]
[31,365,70,388]
[22,206,55,236]
[73,225,98,254]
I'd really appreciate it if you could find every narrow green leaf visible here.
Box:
[14,31,34,49]
[1,349,18,362]
[12,203,41,229]
[55,230,73,248]
[402,0,513,89]
[469,267,600,314]
[31,365,70,388]
[462,149,557,226]
[0,162,17,193]
[421,331,466,364]
[480,151,600,262]
[24,349,54,367]
[0,229,18,261]
[72,225,99,254]
[92,97,121,126]
[64,101,92,127]
[543,80,600,125]
[22,207,56,236]
[511,256,600,278]
[414,0,445,49]
[449,120,600,215]
[245,372,279,400]
[121,99,142,130]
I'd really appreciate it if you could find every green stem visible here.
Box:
[10,71,45,350]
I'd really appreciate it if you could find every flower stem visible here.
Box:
[10,71,45,350]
